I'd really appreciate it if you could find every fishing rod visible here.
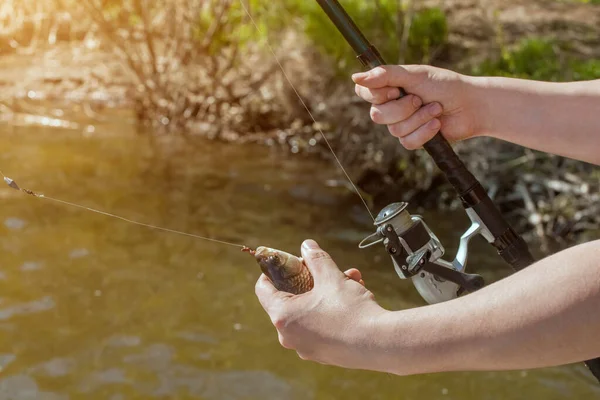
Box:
[314,0,600,382]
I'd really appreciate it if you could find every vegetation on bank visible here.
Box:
[0,0,599,248]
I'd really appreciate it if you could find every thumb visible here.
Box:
[352,65,420,89]
[300,239,345,285]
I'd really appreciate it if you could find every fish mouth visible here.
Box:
[252,246,269,263]
[252,247,286,280]
[243,246,272,274]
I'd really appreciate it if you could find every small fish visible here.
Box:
[243,246,314,294]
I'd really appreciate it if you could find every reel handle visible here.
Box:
[419,259,485,294]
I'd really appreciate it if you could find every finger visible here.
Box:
[278,332,293,349]
[300,239,345,284]
[352,65,422,89]
[359,279,365,286]
[298,351,328,365]
[370,95,424,125]
[343,268,362,282]
[255,274,292,313]
[355,85,401,105]
[387,102,443,138]
[397,118,442,150]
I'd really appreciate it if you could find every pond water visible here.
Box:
[0,114,598,400]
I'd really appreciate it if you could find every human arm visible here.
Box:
[352,66,600,165]
[255,239,600,375]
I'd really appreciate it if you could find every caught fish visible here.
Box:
[243,246,313,295]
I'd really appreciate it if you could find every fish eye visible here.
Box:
[267,255,279,264]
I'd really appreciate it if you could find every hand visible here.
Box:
[352,65,480,150]
[255,239,388,371]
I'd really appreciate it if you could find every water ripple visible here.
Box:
[0,297,55,321]
[105,335,141,348]
[31,358,74,378]
[0,354,16,370]
[3,218,26,231]
[0,375,68,400]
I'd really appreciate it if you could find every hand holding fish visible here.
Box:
[254,239,388,371]
[255,237,600,377]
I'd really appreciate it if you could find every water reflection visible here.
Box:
[0,375,67,400]
[0,123,597,399]
[20,261,43,271]
[105,335,142,348]
[3,218,26,231]
[0,354,16,370]
[0,297,55,321]
[30,358,74,378]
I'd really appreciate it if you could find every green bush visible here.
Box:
[474,38,600,82]
[293,1,448,73]
[296,0,399,72]
[186,1,449,75]
[474,39,561,80]
[406,7,448,64]
[571,59,600,80]
[559,0,600,3]
[196,0,294,54]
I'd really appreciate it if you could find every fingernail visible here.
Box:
[429,103,443,116]
[387,88,400,100]
[352,72,368,81]
[412,96,423,108]
[302,239,320,250]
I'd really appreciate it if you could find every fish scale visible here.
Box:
[246,246,314,294]
[277,267,314,295]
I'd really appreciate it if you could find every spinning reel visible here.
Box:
[359,202,488,304]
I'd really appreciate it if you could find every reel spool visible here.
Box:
[359,202,485,304]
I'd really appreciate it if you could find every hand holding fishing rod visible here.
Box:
[301,0,532,306]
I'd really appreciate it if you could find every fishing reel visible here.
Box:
[359,202,488,304]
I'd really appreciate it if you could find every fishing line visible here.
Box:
[1,172,245,249]
[238,0,375,222]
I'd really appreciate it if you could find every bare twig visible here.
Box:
[516,181,549,251]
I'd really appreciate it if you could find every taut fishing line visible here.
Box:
[0,169,245,249]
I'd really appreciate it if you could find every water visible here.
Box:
[0,117,598,399]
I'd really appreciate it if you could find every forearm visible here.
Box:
[468,76,600,165]
[375,240,600,375]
